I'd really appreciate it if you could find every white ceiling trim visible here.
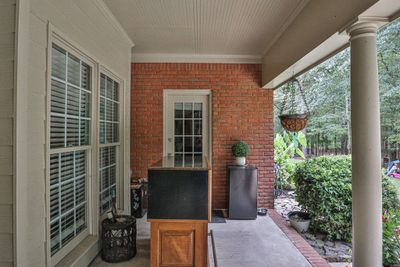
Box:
[94,0,135,47]
[132,53,262,64]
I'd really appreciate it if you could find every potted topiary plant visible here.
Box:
[232,141,249,166]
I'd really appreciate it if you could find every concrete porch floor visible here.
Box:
[90,213,320,267]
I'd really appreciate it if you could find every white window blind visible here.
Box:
[99,74,120,214]
[49,44,91,256]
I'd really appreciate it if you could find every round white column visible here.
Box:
[347,21,382,267]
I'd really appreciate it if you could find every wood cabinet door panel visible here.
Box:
[160,230,194,267]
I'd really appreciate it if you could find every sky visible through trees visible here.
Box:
[274,18,400,162]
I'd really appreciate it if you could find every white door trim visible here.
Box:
[163,89,212,161]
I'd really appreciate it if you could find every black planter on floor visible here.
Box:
[101,215,137,263]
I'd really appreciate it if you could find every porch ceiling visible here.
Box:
[103,0,309,63]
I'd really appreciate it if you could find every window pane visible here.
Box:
[100,122,105,144]
[194,103,202,118]
[67,54,80,86]
[194,137,202,152]
[106,78,113,99]
[184,154,193,167]
[100,98,105,121]
[106,100,113,121]
[174,103,183,118]
[175,137,183,152]
[50,115,65,148]
[112,82,119,101]
[100,74,106,97]
[184,120,193,135]
[175,120,183,135]
[99,146,118,215]
[184,103,193,118]
[184,137,193,152]
[80,119,90,146]
[80,91,91,118]
[51,80,66,114]
[174,154,183,166]
[52,45,66,80]
[66,86,80,116]
[113,103,119,122]
[81,63,91,91]
[194,120,202,135]
[66,118,79,147]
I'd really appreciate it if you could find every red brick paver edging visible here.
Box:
[269,209,331,267]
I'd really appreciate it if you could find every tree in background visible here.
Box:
[274,18,400,161]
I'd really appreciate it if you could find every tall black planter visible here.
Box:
[228,165,258,219]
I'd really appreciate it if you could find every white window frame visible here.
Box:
[46,32,98,266]
[98,67,124,215]
[46,26,127,267]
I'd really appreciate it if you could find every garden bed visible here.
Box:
[274,191,352,263]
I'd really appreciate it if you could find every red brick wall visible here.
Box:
[131,63,274,209]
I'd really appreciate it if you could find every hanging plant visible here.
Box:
[279,78,310,132]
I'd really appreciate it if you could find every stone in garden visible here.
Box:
[325,241,335,247]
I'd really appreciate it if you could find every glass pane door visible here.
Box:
[174,102,203,166]
[165,92,209,165]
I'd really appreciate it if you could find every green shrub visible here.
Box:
[294,156,353,241]
[294,155,399,242]
[383,209,400,266]
[231,141,249,157]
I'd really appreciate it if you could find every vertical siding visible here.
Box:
[0,0,15,266]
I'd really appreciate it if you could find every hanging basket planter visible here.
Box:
[279,113,309,132]
[279,79,310,132]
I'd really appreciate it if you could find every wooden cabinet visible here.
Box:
[147,157,212,267]
[150,220,208,267]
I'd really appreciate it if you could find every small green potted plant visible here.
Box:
[232,141,249,166]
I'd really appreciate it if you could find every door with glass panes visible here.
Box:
[165,93,209,166]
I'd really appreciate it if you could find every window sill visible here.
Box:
[55,235,99,267]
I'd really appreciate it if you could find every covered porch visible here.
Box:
[3,0,400,266]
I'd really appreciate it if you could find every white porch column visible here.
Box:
[347,21,382,267]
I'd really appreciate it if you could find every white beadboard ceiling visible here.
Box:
[103,0,310,62]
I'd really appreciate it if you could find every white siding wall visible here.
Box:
[15,0,132,265]
[0,0,15,266]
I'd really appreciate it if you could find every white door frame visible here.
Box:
[163,89,212,161]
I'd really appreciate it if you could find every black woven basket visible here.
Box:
[101,215,137,263]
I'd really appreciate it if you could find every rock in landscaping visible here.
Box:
[274,191,352,263]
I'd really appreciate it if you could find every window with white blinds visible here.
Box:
[99,74,120,214]
[49,44,91,256]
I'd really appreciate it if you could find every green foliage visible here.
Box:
[294,156,353,241]
[274,18,400,156]
[294,156,400,243]
[383,209,400,266]
[274,131,306,188]
[231,141,249,157]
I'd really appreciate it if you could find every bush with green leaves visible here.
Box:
[231,141,249,157]
[274,131,306,188]
[383,209,400,266]
[294,155,399,242]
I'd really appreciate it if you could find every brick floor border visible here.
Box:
[269,209,331,267]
